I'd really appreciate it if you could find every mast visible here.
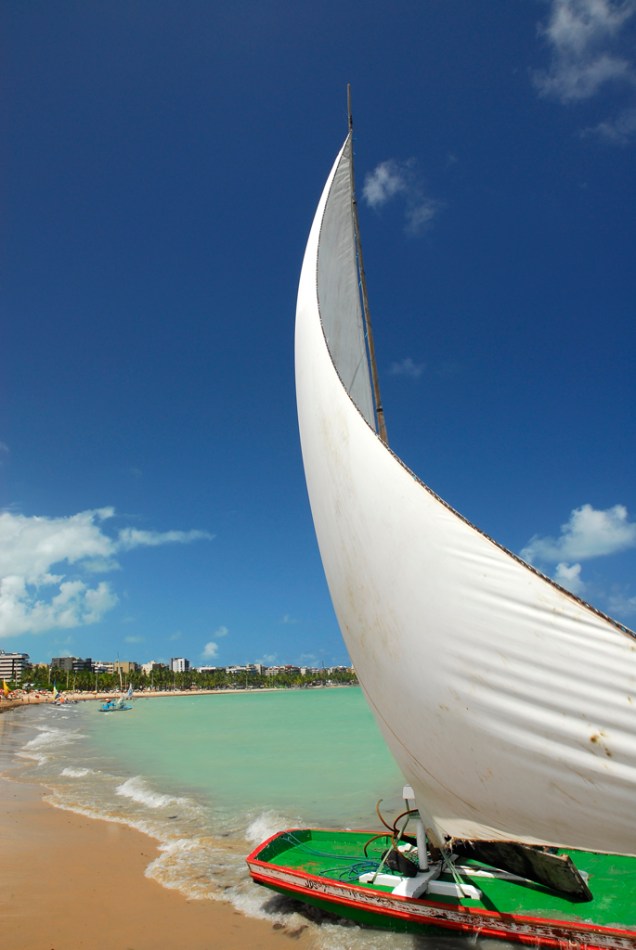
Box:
[347,85,388,445]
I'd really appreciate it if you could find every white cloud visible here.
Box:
[521,503,636,564]
[537,50,632,100]
[543,0,634,57]
[363,160,408,208]
[0,507,212,638]
[553,561,586,594]
[389,357,425,379]
[534,0,636,104]
[0,508,116,581]
[0,574,118,637]
[363,159,440,235]
[200,625,229,659]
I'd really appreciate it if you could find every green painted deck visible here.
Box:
[254,828,636,929]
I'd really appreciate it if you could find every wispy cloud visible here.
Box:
[363,159,440,235]
[118,526,213,549]
[363,160,408,207]
[607,590,636,617]
[521,503,636,596]
[582,104,636,140]
[0,507,213,638]
[534,0,636,141]
[534,0,636,100]
[388,357,425,379]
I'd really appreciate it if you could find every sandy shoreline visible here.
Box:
[0,772,314,950]
[0,699,317,949]
[0,686,334,714]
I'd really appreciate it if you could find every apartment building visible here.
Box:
[0,651,31,680]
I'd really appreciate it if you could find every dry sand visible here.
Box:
[0,775,315,950]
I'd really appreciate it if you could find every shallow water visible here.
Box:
[1,690,512,950]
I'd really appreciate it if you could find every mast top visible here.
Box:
[347,84,353,133]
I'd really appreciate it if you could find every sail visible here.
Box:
[295,135,636,856]
[315,136,375,428]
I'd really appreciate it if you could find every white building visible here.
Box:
[142,661,167,675]
[93,661,114,674]
[226,664,263,676]
[170,657,190,673]
[0,651,31,681]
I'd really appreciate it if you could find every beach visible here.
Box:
[0,687,289,713]
[0,772,314,950]
[0,690,407,950]
[0,695,318,950]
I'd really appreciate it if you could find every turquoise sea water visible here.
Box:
[1,689,507,950]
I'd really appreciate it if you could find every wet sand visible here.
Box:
[0,774,314,950]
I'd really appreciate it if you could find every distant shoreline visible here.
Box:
[0,683,353,713]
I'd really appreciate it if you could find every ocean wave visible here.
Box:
[23,728,68,750]
[23,726,86,751]
[244,809,300,845]
[60,766,95,778]
[115,775,192,810]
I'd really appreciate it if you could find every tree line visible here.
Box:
[18,665,358,693]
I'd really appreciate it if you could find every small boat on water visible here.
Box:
[246,94,636,944]
[99,685,134,713]
[98,698,132,712]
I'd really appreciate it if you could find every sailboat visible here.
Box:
[246,99,636,945]
[98,684,134,713]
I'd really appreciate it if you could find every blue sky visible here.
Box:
[2,0,635,668]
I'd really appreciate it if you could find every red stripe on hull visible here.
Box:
[247,860,636,949]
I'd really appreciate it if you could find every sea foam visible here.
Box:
[245,810,299,845]
[115,775,191,810]
[60,766,94,778]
